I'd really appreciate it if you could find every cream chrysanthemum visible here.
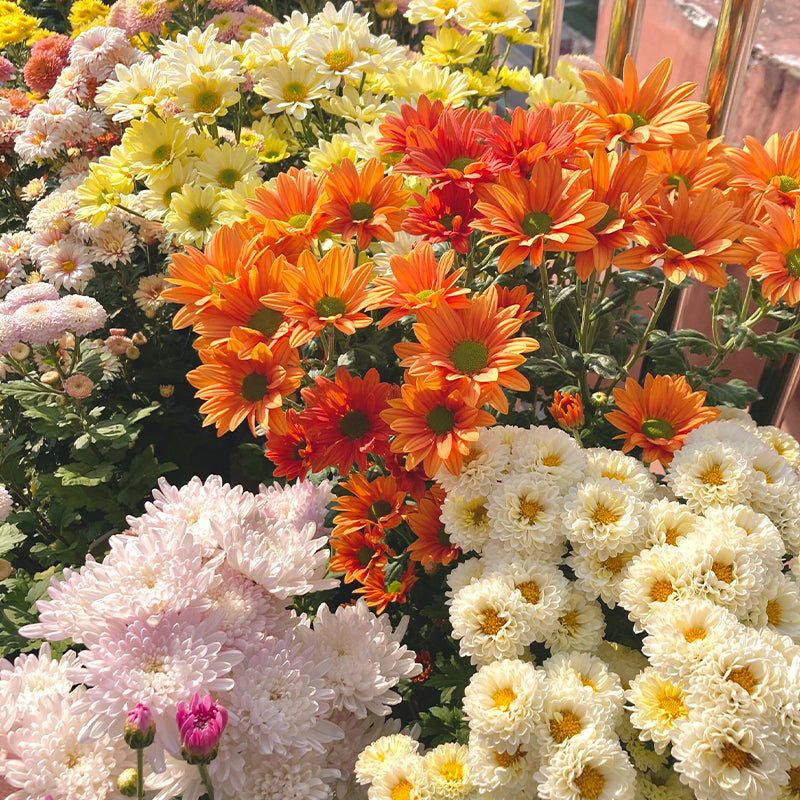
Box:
[446,558,485,600]
[643,498,700,548]
[355,733,421,785]
[537,686,614,755]
[368,753,431,800]
[466,736,540,799]
[423,743,473,800]
[626,667,687,753]
[512,426,588,495]
[441,494,492,555]
[256,59,328,120]
[436,426,511,497]
[584,448,657,498]
[747,573,800,641]
[757,425,800,469]
[569,545,637,609]
[702,504,785,572]
[544,587,606,655]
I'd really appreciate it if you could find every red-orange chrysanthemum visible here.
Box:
[744,198,800,306]
[473,158,605,273]
[579,55,709,151]
[354,562,418,614]
[187,335,303,437]
[370,242,471,329]
[328,530,390,586]
[402,183,478,255]
[321,158,409,250]
[264,408,315,480]
[726,130,800,207]
[605,374,720,465]
[394,286,539,414]
[377,95,448,155]
[332,473,409,540]
[613,185,750,287]
[407,490,460,567]
[300,367,393,474]
[381,380,496,477]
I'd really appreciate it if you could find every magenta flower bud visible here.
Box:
[176,693,228,765]
[124,703,156,749]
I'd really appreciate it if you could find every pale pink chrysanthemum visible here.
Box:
[63,373,94,399]
[91,221,136,266]
[133,273,167,314]
[258,478,333,537]
[13,299,70,345]
[0,310,20,355]
[238,748,335,800]
[0,483,12,521]
[39,238,96,291]
[68,26,143,83]
[57,294,107,336]
[124,0,172,36]
[208,0,245,10]
[0,260,25,297]
[0,57,15,84]
[3,282,59,312]
[210,11,245,42]
[0,232,31,270]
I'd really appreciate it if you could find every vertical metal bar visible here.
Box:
[604,0,647,77]
[704,0,765,138]
[533,0,566,77]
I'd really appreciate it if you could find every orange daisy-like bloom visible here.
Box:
[495,284,538,325]
[726,130,800,207]
[613,185,750,287]
[377,95,448,156]
[187,335,303,437]
[407,490,460,567]
[299,367,393,474]
[744,198,800,306]
[549,390,584,430]
[573,147,660,280]
[264,408,315,481]
[645,138,732,196]
[332,473,409,540]
[580,55,709,152]
[245,167,328,246]
[320,158,409,250]
[354,561,418,614]
[370,242,471,329]
[394,286,539,414]
[381,380,496,477]
[473,158,605,273]
[605,374,720,465]
[328,529,390,586]
[264,245,378,345]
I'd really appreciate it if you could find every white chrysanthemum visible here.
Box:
[584,447,657,498]
[368,753,431,800]
[4,691,131,800]
[303,25,371,87]
[423,742,473,800]
[643,497,701,548]
[95,57,165,122]
[700,504,785,572]
[543,587,606,654]
[483,557,569,643]
[0,231,31,271]
[258,478,333,538]
[713,405,758,430]
[511,426,588,495]
[757,425,800,469]
[542,652,625,729]
[769,492,800,556]
[441,493,492,555]
[568,545,636,609]
[256,59,329,119]
[666,441,754,511]
[69,26,143,82]
[684,420,770,455]
[406,0,460,25]
[537,686,614,755]
[466,736,539,799]
[641,597,742,684]
[749,448,800,520]
[238,748,336,800]
[303,600,421,718]
[671,703,787,800]
[486,474,565,558]
[626,667,688,753]
[463,659,546,749]
[449,574,533,665]
[355,734,421,785]
[593,642,648,691]
[446,558,485,600]
[435,426,511,497]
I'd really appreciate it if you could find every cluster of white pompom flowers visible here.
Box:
[356,414,800,800]
[2,475,420,800]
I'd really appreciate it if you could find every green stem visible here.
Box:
[137,748,144,800]
[198,764,215,800]
[321,325,337,375]
[537,261,563,358]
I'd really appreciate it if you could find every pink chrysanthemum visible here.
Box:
[0,313,20,354]
[56,295,108,336]
[124,0,172,36]
[30,34,72,62]
[0,56,16,85]
[23,53,66,96]
[4,282,59,312]
[13,299,69,345]
[258,479,333,538]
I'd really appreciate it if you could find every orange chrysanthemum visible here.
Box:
[264,408,314,480]
[579,55,709,151]
[394,286,539,414]
[473,158,605,273]
[332,473,409,540]
[264,245,378,345]
[613,185,750,287]
[321,158,409,250]
[726,130,800,207]
[354,561,418,614]
[645,138,732,196]
[744,198,800,306]
[381,380,496,477]
[328,529,390,586]
[407,490,460,567]
[187,335,303,436]
[605,374,720,465]
[370,242,471,329]
[377,95,448,156]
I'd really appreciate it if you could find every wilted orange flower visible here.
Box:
[321,158,409,250]
[726,130,800,206]
[645,138,732,196]
[264,408,314,480]
[407,490,460,567]
[187,335,303,437]
[744,198,800,306]
[613,185,749,287]
[605,374,720,465]
[354,561,418,614]
[473,158,604,273]
[549,390,584,430]
[381,380,496,477]
[332,473,409,539]
[370,242,471,329]
[264,245,377,345]
[394,286,539,414]
[579,56,709,151]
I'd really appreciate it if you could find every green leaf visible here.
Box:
[584,353,619,380]
[705,379,761,408]
[748,334,800,360]
[0,523,25,557]
[54,462,115,486]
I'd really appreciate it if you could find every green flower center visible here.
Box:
[446,156,475,172]
[240,372,267,401]
[283,81,308,102]
[426,405,455,434]
[415,289,435,301]
[667,173,690,190]
[188,207,213,231]
[776,174,799,193]
[349,201,374,221]
[786,248,800,279]
[195,90,220,114]
[386,580,403,593]
[152,143,171,163]
[247,307,282,338]
[521,211,553,237]
[627,111,649,129]
[315,295,347,318]
[450,340,489,375]
[594,206,619,232]
[368,499,393,521]
[287,212,311,228]
[339,409,370,439]
[666,234,695,255]
[325,49,353,71]
[640,417,675,439]
[440,214,454,230]
[217,168,241,189]
[357,546,374,565]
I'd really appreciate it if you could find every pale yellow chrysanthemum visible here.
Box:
[494,65,536,93]
[421,29,485,66]
[69,0,109,34]
[405,0,459,26]
[194,142,261,193]
[122,116,191,180]
[626,667,688,753]
[322,86,389,124]
[423,743,473,800]
[173,69,241,126]
[355,734,420,785]
[527,59,591,106]
[164,184,243,246]
[95,59,166,123]
[139,158,197,219]
[305,135,358,174]
[386,62,475,107]
[461,67,503,98]
[458,0,537,36]
[76,164,130,226]
[256,59,329,120]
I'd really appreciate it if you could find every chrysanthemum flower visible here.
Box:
[256,59,328,120]
[473,158,605,272]
[187,335,302,436]
[645,137,732,196]
[381,379,496,477]
[332,472,409,540]
[320,158,409,250]
[299,367,393,474]
[395,286,539,414]
[354,560,418,614]
[744,198,800,306]
[613,185,749,287]
[407,489,460,566]
[329,528,391,585]
[264,408,315,480]
[606,374,720,466]
[402,183,479,255]
[550,390,584,430]
[377,95,448,157]
[726,130,800,206]
[166,184,245,247]
[579,55,709,151]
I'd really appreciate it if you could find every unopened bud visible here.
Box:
[131,332,147,346]
[159,384,175,398]
[177,693,227,765]
[0,558,12,580]
[8,343,30,360]
[124,703,156,749]
[375,0,397,17]
[59,333,76,350]
[125,345,140,360]
[590,391,609,408]
[117,768,138,797]
[41,370,60,385]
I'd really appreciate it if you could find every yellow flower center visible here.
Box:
[549,710,582,743]
[541,453,561,467]
[492,687,517,711]
[658,692,686,720]
[515,581,540,605]
[719,743,756,770]
[767,599,782,626]
[591,504,619,526]
[519,498,543,524]
[581,675,596,690]
[727,667,756,694]
[61,259,77,273]
[711,561,734,584]
[700,464,726,486]
[683,626,707,643]
[283,81,309,102]
[325,49,354,71]
[559,609,579,630]
[480,608,506,636]
[391,779,413,800]
[649,579,674,603]
[601,553,628,574]
[439,761,463,783]
[664,526,680,546]
[575,766,605,800]
[468,501,488,525]
[754,466,773,484]
[493,748,524,768]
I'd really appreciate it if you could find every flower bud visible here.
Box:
[8,343,30,360]
[159,384,175,398]
[125,345,140,360]
[549,390,584,430]
[0,558,11,580]
[176,693,227,765]
[117,768,138,797]
[131,332,147,346]
[124,703,156,749]
[40,370,60,385]
[590,391,609,408]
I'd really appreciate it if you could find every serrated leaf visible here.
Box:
[0,523,25,557]
[54,462,115,486]
[585,353,618,379]
[705,379,761,408]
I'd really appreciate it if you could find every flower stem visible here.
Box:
[199,764,215,800]
[537,261,563,359]
[136,748,144,800]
